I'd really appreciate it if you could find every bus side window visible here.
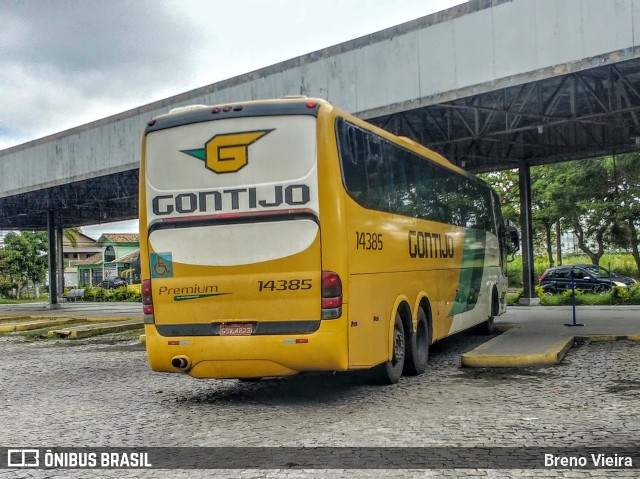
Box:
[386,142,409,213]
[364,133,390,211]
[337,121,368,200]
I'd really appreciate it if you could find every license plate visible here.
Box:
[219,323,253,336]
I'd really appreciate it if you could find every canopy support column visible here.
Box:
[47,210,60,309]
[518,160,539,305]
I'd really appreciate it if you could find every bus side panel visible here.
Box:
[343,201,460,367]
[445,229,502,335]
[347,274,390,367]
[343,198,505,361]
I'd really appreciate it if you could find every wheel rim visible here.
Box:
[392,322,405,366]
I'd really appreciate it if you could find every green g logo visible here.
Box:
[181,130,273,173]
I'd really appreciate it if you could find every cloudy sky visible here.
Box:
[1,0,464,236]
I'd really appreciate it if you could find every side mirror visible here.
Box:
[506,221,520,254]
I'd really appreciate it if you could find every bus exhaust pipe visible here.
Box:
[171,355,191,371]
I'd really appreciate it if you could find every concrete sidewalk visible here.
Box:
[463,305,640,367]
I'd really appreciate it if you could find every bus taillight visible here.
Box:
[321,271,342,319]
[142,279,154,316]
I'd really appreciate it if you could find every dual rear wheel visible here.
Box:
[372,307,430,385]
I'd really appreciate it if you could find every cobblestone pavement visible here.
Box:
[0,329,639,478]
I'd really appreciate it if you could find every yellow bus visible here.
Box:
[139,97,518,384]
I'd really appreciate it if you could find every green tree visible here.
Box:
[64,227,81,247]
[610,153,640,276]
[0,247,13,298]
[545,158,616,265]
[481,170,519,224]
[483,156,640,275]
[4,231,48,299]
[531,166,563,267]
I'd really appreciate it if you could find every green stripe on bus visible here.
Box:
[448,229,487,316]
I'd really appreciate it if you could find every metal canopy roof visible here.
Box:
[0,169,138,230]
[373,57,640,172]
[2,58,640,230]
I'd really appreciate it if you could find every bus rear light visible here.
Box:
[321,297,341,309]
[321,271,342,319]
[223,106,232,112]
[322,271,342,297]
[212,107,220,114]
[306,101,317,109]
[142,279,154,316]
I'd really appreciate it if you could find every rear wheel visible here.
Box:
[371,313,405,385]
[404,307,429,376]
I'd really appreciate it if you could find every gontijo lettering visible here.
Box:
[152,184,310,216]
[408,231,455,258]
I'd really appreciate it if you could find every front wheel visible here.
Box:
[593,284,609,294]
[478,288,499,335]
[371,313,405,385]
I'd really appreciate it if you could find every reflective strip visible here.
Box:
[156,320,321,337]
[321,307,342,320]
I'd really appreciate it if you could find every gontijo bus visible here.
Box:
[139,97,518,384]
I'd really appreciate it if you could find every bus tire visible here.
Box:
[404,307,429,376]
[479,288,498,335]
[371,313,405,385]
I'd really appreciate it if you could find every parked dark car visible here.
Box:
[101,276,127,290]
[539,264,637,294]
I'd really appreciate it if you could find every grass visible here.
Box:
[0,296,49,304]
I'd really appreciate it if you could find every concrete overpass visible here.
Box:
[2,0,640,303]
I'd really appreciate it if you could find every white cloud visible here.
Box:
[1,0,464,150]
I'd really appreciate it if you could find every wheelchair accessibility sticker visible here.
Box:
[150,253,173,278]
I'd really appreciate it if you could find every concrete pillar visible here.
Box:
[56,224,64,297]
[518,160,539,305]
[47,210,60,308]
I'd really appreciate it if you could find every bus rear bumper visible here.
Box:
[144,322,348,379]
[190,360,298,379]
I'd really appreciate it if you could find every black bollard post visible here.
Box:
[565,266,584,327]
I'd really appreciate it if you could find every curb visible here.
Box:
[0,317,85,332]
[462,334,574,367]
[463,329,640,368]
[48,319,144,339]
